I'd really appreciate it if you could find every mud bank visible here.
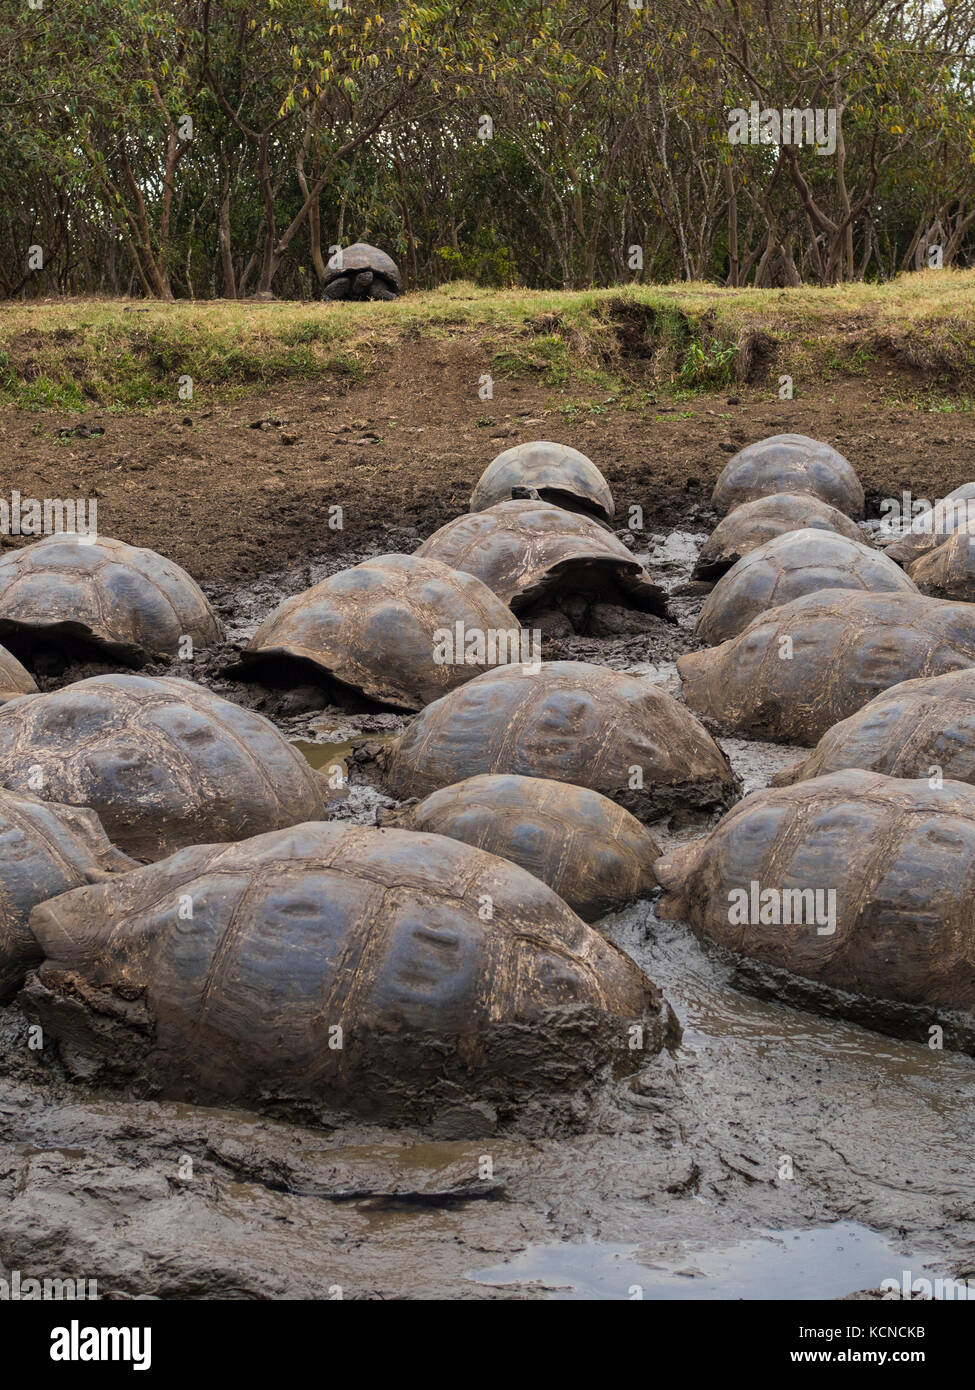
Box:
[1,511,973,1300]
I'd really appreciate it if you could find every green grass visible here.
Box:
[3,268,975,411]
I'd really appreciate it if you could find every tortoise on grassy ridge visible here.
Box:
[20,821,678,1128]
[0,789,134,1001]
[236,553,525,711]
[773,669,975,787]
[0,534,223,665]
[907,517,975,599]
[712,434,864,518]
[470,442,615,523]
[321,243,402,301]
[678,590,975,746]
[883,482,975,568]
[383,773,660,922]
[0,675,330,860]
[380,660,737,820]
[692,493,864,581]
[0,644,37,703]
[694,529,917,645]
[415,500,667,622]
[655,770,975,1048]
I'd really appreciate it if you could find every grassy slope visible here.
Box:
[2,269,975,412]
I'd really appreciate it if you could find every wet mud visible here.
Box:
[1,512,974,1300]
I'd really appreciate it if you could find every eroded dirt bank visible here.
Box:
[1,489,973,1300]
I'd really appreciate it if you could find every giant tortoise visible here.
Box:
[384,773,660,922]
[415,500,667,623]
[692,493,863,581]
[773,669,975,787]
[21,822,678,1127]
[0,644,37,703]
[712,434,864,518]
[907,518,975,600]
[0,789,134,1001]
[678,590,975,745]
[321,243,402,301]
[655,770,975,1047]
[0,675,330,860]
[470,442,615,523]
[236,553,524,711]
[883,482,975,568]
[694,529,917,645]
[380,660,736,819]
[0,534,223,665]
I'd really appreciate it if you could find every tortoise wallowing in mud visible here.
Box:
[0,675,329,860]
[236,553,524,711]
[654,769,975,1049]
[773,669,975,788]
[678,590,975,746]
[383,773,660,922]
[883,481,975,568]
[0,533,223,667]
[694,529,917,645]
[0,789,134,1001]
[381,660,737,819]
[415,500,667,629]
[470,442,615,523]
[0,645,37,703]
[20,821,678,1128]
[692,493,863,582]
[320,243,402,301]
[907,518,975,600]
[712,434,864,519]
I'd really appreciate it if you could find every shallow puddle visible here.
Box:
[469,1222,942,1300]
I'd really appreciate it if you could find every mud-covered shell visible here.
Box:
[712,434,864,518]
[415,500,667,615]
[907,517,975,599]
[0,789,134,1001]
[240,553,524,710]
[883,482,975,568]
[654,770,975,1029]
[387,773,660,922]
[21,821,676,1125]
[0,534,223,662]
[382,660,736,820]
[678,590,975,746]
[0,675,330,860]
[470,442,615,522]
[692,493,863,581]
[694,529,917,645]
[321,242,402,292]
[0,645,37,703]
[773,668,975,787]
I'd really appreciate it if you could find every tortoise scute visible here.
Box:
[415,500,667,621]
[712,434,864,519]
[654,770,975,1047]
[21,822,677,1128]
[0,787,135,1002]
[0,534,223,662]
[694,529,917,644]
[692,492,865,581]
[0,675,330,860]
[392,773,661,921]
[239,553,525,710]
[382,660,737,819]
[470,441,615,522]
